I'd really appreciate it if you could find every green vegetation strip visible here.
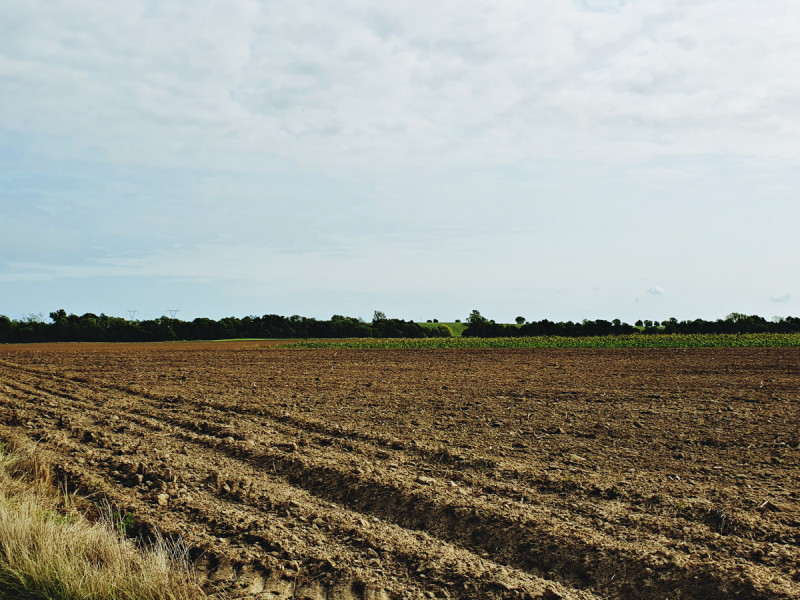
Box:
[282,333,800,349]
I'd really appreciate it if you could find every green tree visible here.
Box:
[726,312,747,323]
[467,310,488,326]
[515,316,525,325]
[0,315,10,342]
[49,309,67,323]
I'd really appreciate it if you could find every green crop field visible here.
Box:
[281,333,800,349]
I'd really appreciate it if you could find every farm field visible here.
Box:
[0,343,798,599]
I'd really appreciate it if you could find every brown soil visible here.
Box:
[0,345,797,599]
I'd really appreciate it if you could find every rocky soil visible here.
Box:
[0,342,797,599]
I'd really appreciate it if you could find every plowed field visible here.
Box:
[0,343,798,599]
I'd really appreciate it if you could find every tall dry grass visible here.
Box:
[0,437,205,600]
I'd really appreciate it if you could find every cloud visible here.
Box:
[647,286,665,296]
[581,0,626,13]
[3,0,800,175]
[771,293,791,303]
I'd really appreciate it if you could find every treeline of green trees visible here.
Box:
[1,309,799,344]
[0,309,450,344]
[461,310,800,337]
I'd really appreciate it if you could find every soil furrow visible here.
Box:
[5,366,796,600]
[4,362,787,553]
[8,362,794,571]
[0,388,596,600]
[0,345,798,599]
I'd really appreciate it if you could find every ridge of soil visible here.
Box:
[0,345,798,599]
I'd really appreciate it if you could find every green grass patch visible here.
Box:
[282,333,800,349]
[418,322,468,337]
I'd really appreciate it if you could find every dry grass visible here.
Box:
[0,437,205,600]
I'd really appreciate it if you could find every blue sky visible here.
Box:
[2,0,799,323]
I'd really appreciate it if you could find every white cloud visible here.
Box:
[3,1,800,175]
[771,293,791,303]
[647,286,665,296]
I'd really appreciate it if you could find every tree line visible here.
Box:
[0,309,453,344]
[0,309,798,344]
[461,310,800,337]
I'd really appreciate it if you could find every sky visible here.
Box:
[2,0,799,324]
